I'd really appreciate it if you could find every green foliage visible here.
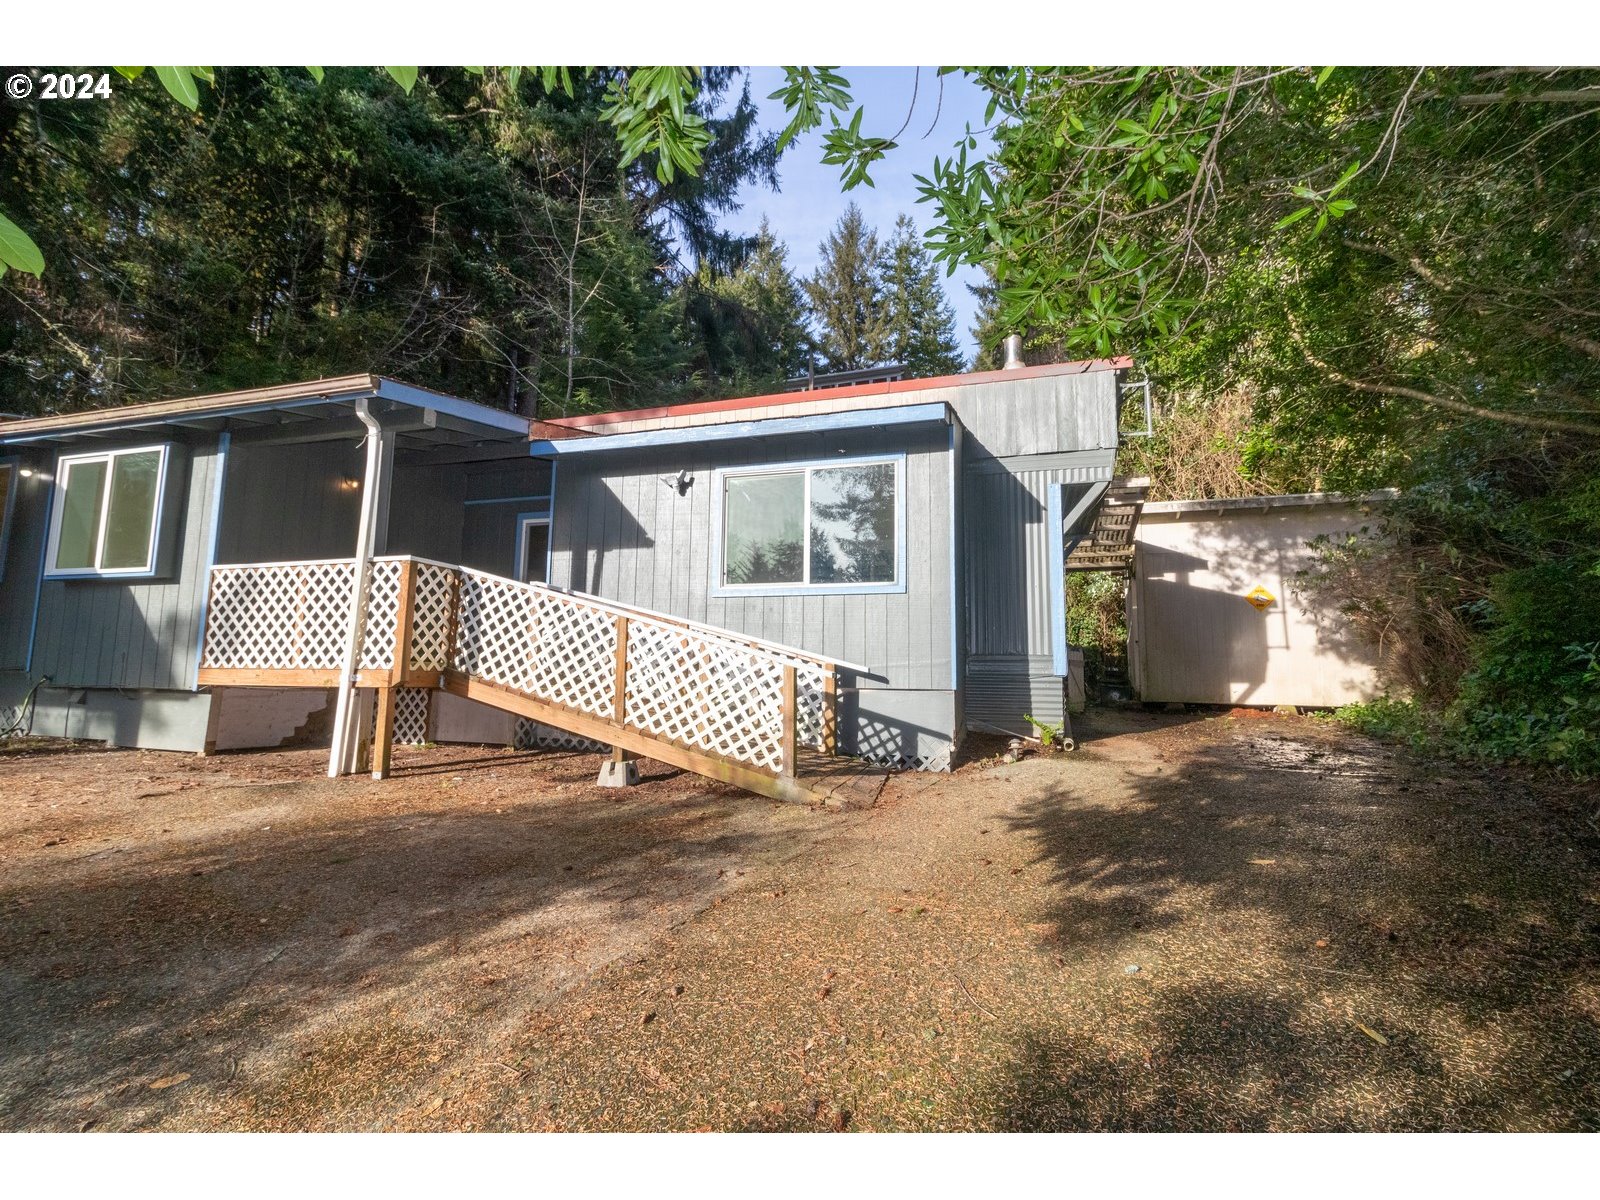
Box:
[880,215,965,377]
[769,67,852,151]
[1330,697,1440,750]
[0,211,44,278]
[1022,714,1065,747]
[1066,571,1126,660]
[802,203,888,371]
[800,206,965,377]
[0,66,783,415]
[690,218,812,390]
[602,67,712,183]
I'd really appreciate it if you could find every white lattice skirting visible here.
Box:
[394,688,430,745]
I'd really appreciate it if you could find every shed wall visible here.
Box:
[1128,501,1385,707]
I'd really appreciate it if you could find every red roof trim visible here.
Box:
[539,356,1133,434]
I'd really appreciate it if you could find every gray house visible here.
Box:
[0,356,1133,798]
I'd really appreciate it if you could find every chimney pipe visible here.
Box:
[1002,334,1025,370]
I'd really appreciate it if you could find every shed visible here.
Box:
[1127,492,1394,708]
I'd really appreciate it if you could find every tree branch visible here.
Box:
[1289,320,1600,437]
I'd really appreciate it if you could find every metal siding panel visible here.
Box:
[963,457,1114,661]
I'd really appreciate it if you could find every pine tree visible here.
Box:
[881,214,966,377]
[693,217,811,387]
[801,203,889,371]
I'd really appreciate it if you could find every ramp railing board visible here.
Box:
[198,555,839,787]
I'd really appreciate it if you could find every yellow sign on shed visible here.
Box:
[1245,585,1277,611]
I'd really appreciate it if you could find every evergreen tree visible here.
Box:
[881,214,965,377]
[689,217,811,389]
[801,202,888,371]
[0,66,784,417]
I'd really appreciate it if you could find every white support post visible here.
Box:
[327,400,395,779]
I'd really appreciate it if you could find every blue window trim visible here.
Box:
[43,442,175,580]
[462,492,552,508]
[709,451,907,599]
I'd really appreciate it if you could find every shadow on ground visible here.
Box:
[983,729,1600,1130]
[0,746,810,1130]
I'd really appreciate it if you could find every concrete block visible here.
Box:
[596,758,639,788]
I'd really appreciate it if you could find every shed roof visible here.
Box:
[1141,490,1400,517]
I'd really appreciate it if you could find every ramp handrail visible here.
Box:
[200,555,840,775]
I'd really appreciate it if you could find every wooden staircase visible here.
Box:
[197,555,887,806]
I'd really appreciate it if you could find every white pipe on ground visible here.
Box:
[326,398,386,779]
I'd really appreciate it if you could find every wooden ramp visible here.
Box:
[198,555,883,806]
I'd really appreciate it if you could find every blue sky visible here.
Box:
[720,67,996,365]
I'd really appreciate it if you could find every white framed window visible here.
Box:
[711,454,905,596]
[45,444,172,578]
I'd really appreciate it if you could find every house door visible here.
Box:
[515,515,550,584]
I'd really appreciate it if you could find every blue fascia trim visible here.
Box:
[1046,482,1068,677]
[2,380,529,447]
[372,379,531,438]
[530,401,951,457]
[190,431,230,691]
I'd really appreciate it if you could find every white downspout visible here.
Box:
[327,397,387,779]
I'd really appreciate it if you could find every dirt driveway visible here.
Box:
[2,712,1597,1131]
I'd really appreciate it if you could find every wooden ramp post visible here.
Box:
[372,559,416,781]
[597,613,639,787]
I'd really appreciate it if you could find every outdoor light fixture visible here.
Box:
[341,475,360,491]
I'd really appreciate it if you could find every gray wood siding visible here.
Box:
[388,462,467,563]
[0,465,50,671]
[457,459,554,577]
[215,438,362,564]
[548,426,954,692]
[30,436,224,691]
[945,369,1119,460]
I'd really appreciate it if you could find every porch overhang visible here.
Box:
[0,376,530,453]
[527,401,953,458]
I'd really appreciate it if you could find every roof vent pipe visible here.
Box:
[1002,334,1025,370]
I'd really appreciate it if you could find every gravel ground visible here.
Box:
[2,711,1597,1131]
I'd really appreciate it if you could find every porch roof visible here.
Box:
[0,375,530,451]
